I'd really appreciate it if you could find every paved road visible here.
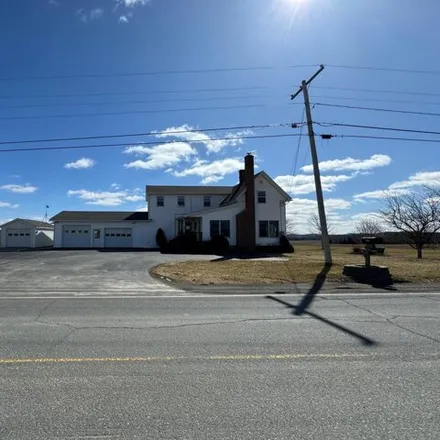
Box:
[0,250,214,295]
[1,293,439,439]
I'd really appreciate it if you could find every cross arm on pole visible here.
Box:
[290,64,325,101]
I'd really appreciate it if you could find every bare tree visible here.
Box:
[355,218,383,236]
[308,212,335,236]
[285,218,296,236]
[380,187,440,258]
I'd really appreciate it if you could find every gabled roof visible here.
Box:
[50,211,149,222]
[220,171,291,206]
[146,185,233,196]
[0,218,54,229]
[219,183,244,206]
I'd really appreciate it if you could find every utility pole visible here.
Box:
[291,65,332,265]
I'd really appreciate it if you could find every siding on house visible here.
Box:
[199,204,243,246]
[254,175,287,246]
[147,194,229,241]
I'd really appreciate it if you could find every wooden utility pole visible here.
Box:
[291,65,332,265]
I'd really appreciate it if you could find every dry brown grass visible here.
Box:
[151,243,440,285]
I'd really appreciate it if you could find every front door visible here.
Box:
[185,218,202,241]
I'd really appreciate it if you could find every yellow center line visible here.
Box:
[0,353,374,365]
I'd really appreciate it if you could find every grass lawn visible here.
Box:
[151,242,440,285]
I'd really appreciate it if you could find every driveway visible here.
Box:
[0,250,214,296]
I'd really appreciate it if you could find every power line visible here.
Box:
[0,103,270,121]
[0,123,290,146]
[326,64,440,75]
[313,85,440,98]
[311,94,440,107]
[0,133,301,154]
[327,134,440,143]
[316,122,440,137]
[0,65,317,82]
[0,86,269,101]
[315,103,440,118]
[0,94,267,110]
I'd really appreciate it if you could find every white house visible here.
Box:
[0,219,54,248]
[50,154,291,249]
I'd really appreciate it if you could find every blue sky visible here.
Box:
[1,0,440,232]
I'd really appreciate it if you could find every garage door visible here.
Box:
[104,228,133,248]
[62,226,91,248]
[6,229,32,247]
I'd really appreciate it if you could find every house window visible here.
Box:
[204,196,211,207]
[157,196,164,207]
[257,191,266,204]
[210,220,230,238]
[177,196,185,207]
[259,221,279,238]
[94,230,101,239]
[220,220,230,237]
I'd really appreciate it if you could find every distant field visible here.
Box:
[152,242,440,285]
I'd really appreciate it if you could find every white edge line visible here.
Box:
[0,292,438,300]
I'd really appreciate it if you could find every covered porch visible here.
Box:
[175,215,203,242]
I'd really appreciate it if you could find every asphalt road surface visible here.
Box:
[1,293,439,439]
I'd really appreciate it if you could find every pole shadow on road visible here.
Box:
[266,264,376,346]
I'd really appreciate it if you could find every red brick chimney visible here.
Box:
[244,153,256,249]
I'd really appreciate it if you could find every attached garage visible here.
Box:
[0,219,54,249]
[51,211,154,249]
[62,226,91,248]
[104,228,133,248]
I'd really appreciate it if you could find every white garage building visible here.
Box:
[0,219,54,248]
[50,211,154,249]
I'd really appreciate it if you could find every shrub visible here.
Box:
[280,235,294,253]
[156,228,168,250]
[166,232,202,254]
[209,234,230,254]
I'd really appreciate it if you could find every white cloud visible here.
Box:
[285,197,352,234]
[353,189,410,201]
[64,158,96,170]
[0,184,38,194]
[301,154,392,173]
[154,124,252,154]
[124,142,197,170]
[116,0,151,7]
[275,173,356,195]
[172,157,244,184]
[388,171,440,190]
[110,183,121,190]
[119,15,129,23]
[77,8,103,23]
[67,188,144,206]
[0,201,19,209]
[125,195,144,202]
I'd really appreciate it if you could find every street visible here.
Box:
[0,293,439,439]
